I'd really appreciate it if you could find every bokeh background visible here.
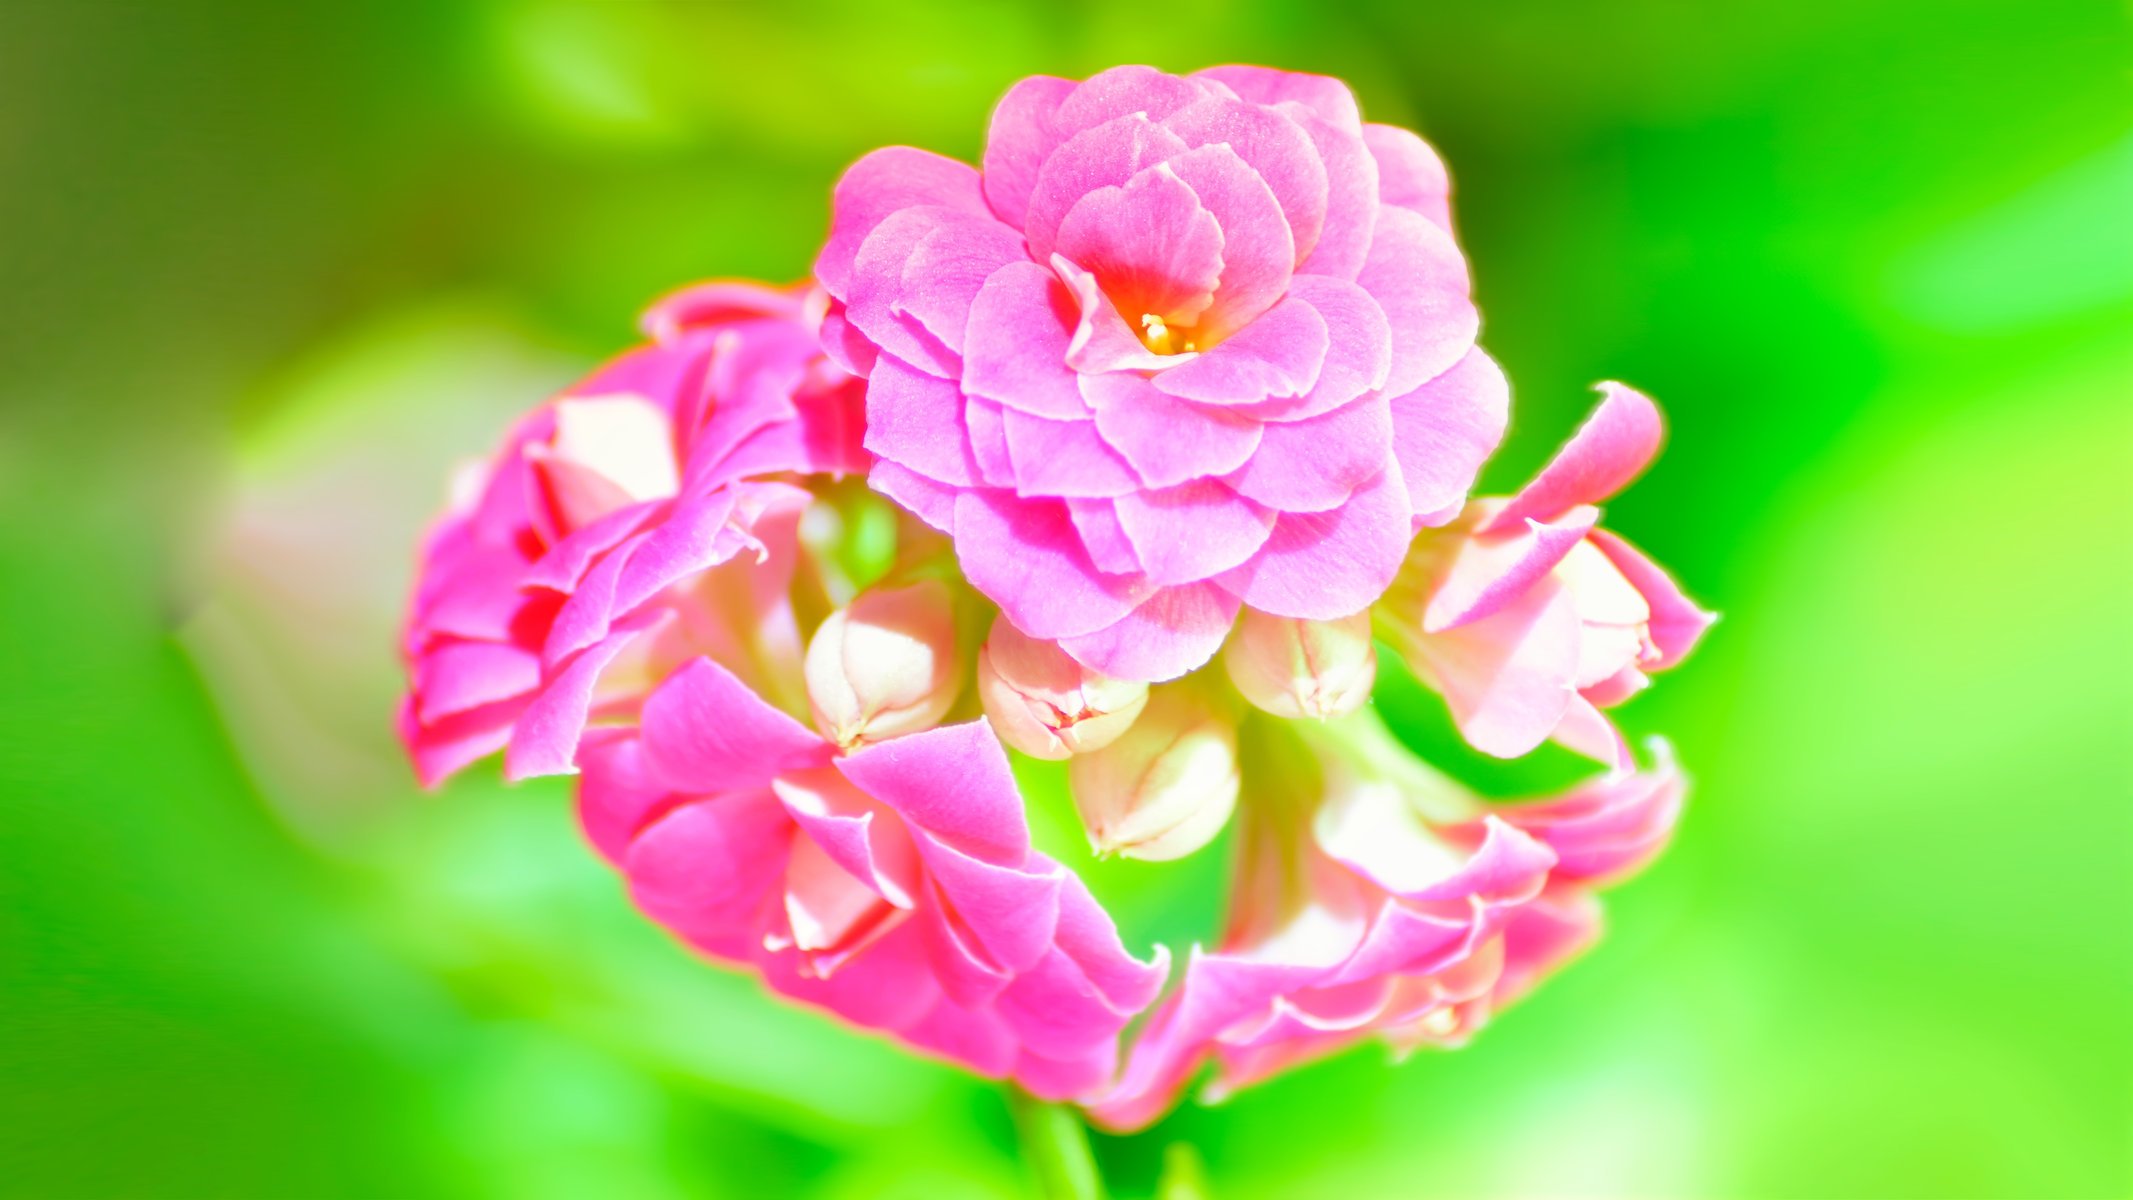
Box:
[3,2,2127,1197]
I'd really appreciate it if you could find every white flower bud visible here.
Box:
[1068,688,1239,862]
[804,580,959,749]
[975,617,1147,759]
[1222,609,1376,720]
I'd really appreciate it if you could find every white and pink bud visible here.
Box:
[524,396,680,536]
[1067,688,1239,862]
[976,617,1147,760]
[1222,609,1377,721]
[804,579,960,750]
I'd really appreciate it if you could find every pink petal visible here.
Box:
[1364,123,1453,231]
[1214,465,1414,620]
[1025,113,1192,264]
[1054,163,1226,325]
[1488,383,1665,531]
[1084,371,1264,488]
[1423,510,1600,633]
[1193,65,1363,131]
[1588,528,1716,669]
[1055,65,1211,137]
[1059,582,1242,682]
[869,460,957,532]
[818,147,989,298]
[1552,692,1633,771]
[837,719,1031,864]
[982,74,1077,228]
[504,625,646,779]
[623,789,792,959]
[637,657,830,794]
[1161,95,1328,267]
[898,213,1029,355]
[638,279,800,342]
[400,696,518,789]
[962,262,1088,420]
[1224,395,1394,513]
[1248,273,1393,421]
[575,729,664,865]
[1356,206,1478,398]
[963,397,1016,486]
[844,207,968,379]
[412,639,540,724]
[1288,108,1378,281]
[1150,295,1328,405]
[1163,143,1296,338]
[951,491,1152,639]
[861,355,981,487]
[1389,347,1510,526]
[1065,498,1142,575]
[1404,576,1580,758]
[1054,254,1183,375]
[1113,482,1275,586]
[999,409,1143,498]
[921,847,1064,971]
[1052,878,1170,1012]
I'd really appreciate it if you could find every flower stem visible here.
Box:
[1008,1088,1106,1200]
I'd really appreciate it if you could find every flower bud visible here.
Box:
[1222,609,1376,720]
[805,579,959,749]
[975,617,1147,759]
[1068,688,1239,862]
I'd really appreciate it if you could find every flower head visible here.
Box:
[818,65,1508,683]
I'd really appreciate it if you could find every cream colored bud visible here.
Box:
[975,617,1147,760]
[804,580,959,749]
[1067,688,1239,862]
[1223,609,1376,720]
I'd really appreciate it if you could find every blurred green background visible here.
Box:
[3,2,2127,1197]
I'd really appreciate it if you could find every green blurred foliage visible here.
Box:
[2,2,2127,1197]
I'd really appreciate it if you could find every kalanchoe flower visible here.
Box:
[1223,608,1377,720]
[817,64,1508,683]
[976,614,1148,759]
[397,282,866,786]
[1067,686,1241,862]
[577,657,1169,1099]
[1376,384,1716,768]
[804,578,962,749]
[1088,712,1684,1129]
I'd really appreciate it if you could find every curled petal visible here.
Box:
[1488,383,1666,532]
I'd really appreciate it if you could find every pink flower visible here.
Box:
[1378,383,1716,768]
[576,657,1170,1099]
[396,282,866,786]
[816,64,1507,683]
[1088,714,1683,1129]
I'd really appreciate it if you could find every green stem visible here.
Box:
[1007,1088,1106,1200]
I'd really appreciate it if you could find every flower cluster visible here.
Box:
[399,65,1711,1125]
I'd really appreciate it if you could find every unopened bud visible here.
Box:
[1068,688,1239,862]
[976,617,1147,760]
[805,580,959,749]
[1223,609,1376,720]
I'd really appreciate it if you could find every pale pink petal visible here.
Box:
[1589,529,1717,669]
[1551,692,1633,770]
[1492,754,1684,883]
[1149,295,1328,405]
[1054,163,1226,325]
[1059,582,1242,682]
[982,74,1077,228]
[818,147,989,298]
[1389,347,1510,526]
[1214,465,1414,620]
[1084,371,1264,488]
[1422,509,1600,633]
[1356,206,1478,398]
[1224,396,1393,512]
[1112,482,1275,586]
[1364,123,1453,231]
[961,262,1088,420]
[952,491,1153,639]
[637,657,830,794]
[1163,143,1297,338]
[1025,113,1192,264]
[1405,576,1581,759]
[1161,95,1328,266]
[1488,383,1666,532]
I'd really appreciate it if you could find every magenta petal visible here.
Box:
[638,280,801,342]
[838,720,1030,864]
[412,640,540,724]
[1226,396,1394,513]
[1162,95,1328,266]
[898,213,1028,355]
[868,460,958,532]
[1389,347,1510,526]
[638,657,830,794]
[1113,481,1275,586]
[401,697,518,789]
[503,625,644,779]
[575,730,664,866]
[1214,465,1413,620]
[1151,295,1328,405]
[1163,143,1296,337]
[818,147,989,298]
[1364,123,1453,231]
[862,355,981,487]
[1356,207,1478,398]
[1084,372,1264,487]
[1406,576,1581,759]
[1025,113,1192,264]
[1424,510,1599,632]
[625,791,791,959]
[1588,529,1716,669]
[1489,383,1666,531]
[1000,409,1143,498]
[1059,581,1242,682]
[982,74,1077,227]
[962,262,1087,419]
[953,491,1152,639]
[1055,163,1226,325]
[1066,498,1142,574]
[1194,65,1363,131]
